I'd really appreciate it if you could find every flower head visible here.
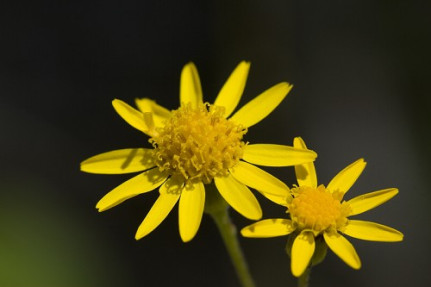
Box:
[241,137,403,277]
[81,62,317,242]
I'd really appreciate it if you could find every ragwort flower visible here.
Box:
[81,62,317,242]
[241,137,403,277]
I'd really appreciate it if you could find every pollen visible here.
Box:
[289,185,350,233]
[150,103,247,184]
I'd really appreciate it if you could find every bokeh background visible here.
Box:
[1,1,430,286]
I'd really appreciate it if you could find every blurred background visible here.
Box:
[1,1,429,286]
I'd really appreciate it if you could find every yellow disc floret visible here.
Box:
[150,103,246,184]
[289,185,350,233]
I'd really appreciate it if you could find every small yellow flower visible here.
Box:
[81,62,317,242]
[241,137,403,277]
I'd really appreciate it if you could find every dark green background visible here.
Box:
[1,1,429,286]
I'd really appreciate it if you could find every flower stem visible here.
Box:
[205,185,256,287]
[297,267,311,287]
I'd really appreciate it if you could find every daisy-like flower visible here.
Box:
[81,62,317,242]
[241,137,403,277]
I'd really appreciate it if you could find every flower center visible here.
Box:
[150,103,247,183]
[289,185,350,233]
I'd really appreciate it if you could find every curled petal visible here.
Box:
[327,158,367,196]
[293,137,318,188]
[229,82,293,128]
[180,62,203,107]
[343,220,403,242]
[215,174,262,220]
[135,98,171,127]
[323,232,361,269]
[81,148,155,174]
[241,218,295,238]
[112,99,152,136]
[291,231,315,277]
[179,182,205,242]
[214,61,250,118]
[242,144,317,167]
[347,188,399,216]
[96,168,168,212]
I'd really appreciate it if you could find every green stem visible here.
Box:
[297,267,311,287]
[205,185,256,287]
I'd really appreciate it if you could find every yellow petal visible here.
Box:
[229,161,290,201]
[241,218,295,238]
[81,148,155,174]
[135,176,183,240]
[257,191,290,206]
[96,168,168,212]
[134,98,171,127]
[213,61,250,118]
[293,137,317,188]
[214,174,262,220]
[112,99,152,136]
[327,158,367,195]
[179,181,205,242]
[242,144,317,167]
[347,188,399,216]
[343,220,403,242]
[229,82,293,128]
[180,62,203,108]
[291,231,315,277]
[323,232,361,269]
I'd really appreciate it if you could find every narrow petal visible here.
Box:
[179,181,205,242]
[347,188,399,216]
[112,99,152,136]
[241,218,295,238]
[134,98,171,127]
[229,82,293,128]
[343,220,403,242]
[213,61,250,118]
[291,231,315,277]
[229,161,290,202]
[242,144,317,167]
[327,158,367,196]
[214,174,262,220]
[323,232,361,269]
[96,168,168,212]
[135,176,183,240]
[180,62,203,107]
[257,191,290,206]
[81,148,155,174]
[293,137,317,188]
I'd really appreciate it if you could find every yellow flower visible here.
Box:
[81,62,317,242]
[241,137,403,277]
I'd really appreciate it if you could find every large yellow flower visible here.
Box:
[241,137,403,277]
[81,62,317,242]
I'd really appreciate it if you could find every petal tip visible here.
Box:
[135,225,151,241]
[96,204,107,212]
[291,268,304,278]
[239,60,251,68]
[111,98,122,106]
[180,234,194,243]
[183,61,196,69]
[239,228,248,237]
[247,210,263,221]
[353,260,362,270]
[135,232,144,241]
